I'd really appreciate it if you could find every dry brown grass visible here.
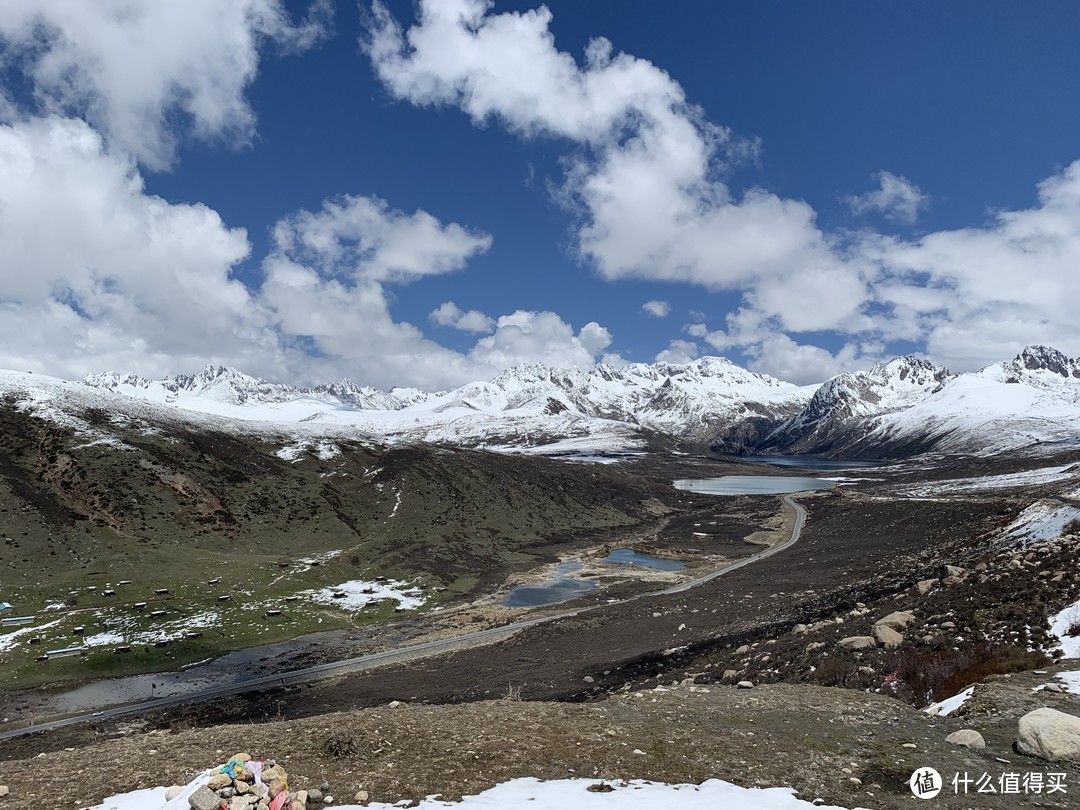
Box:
[884,642,1050,707]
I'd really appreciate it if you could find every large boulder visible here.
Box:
[872,624,903,649]
[874,610,916,631]
[946,729,986,749]
[1015,708,1080,762]
[838,636,877,651]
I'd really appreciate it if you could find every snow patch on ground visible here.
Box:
[0,618,63,653]
[83,630,125,648]
[275,439,340,462]
[924,685,975,717]
[90,775,864,810]
[1048,598,1080,659]
[1004,500,1080,543]
[88,611,222,648]
[1055,671,1080,694]
[896,464,1079,497]
[302,579,425,610]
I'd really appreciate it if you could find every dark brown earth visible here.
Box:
[2,671,1079,809]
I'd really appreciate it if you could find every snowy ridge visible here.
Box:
[76,356,813,452]
[767,346,1080,457]
[4,345,1080,458]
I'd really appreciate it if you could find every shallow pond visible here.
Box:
[501,561,597,608]
[602,549,685,571]
[742,455,885,472]
[673,475,834,495]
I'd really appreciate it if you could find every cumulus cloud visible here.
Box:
[861,159,1080,368]
[847,170,929,223]
[642,300,670,318]
[0,116,270,378]
[0,0,333,169]
[468,311,612,371]
[270,195,492,283]
[655,339,698,365]
[429,301,495,333]
[0,115,618,388]
[367,1,1080,380]
[366,0,838,295]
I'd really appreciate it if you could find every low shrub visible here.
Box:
[885,642,1049,708]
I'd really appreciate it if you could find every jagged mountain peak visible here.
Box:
[1011,345,1080,378]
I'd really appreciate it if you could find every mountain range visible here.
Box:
[5,345,1079,459]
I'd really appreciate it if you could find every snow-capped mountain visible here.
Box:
[763,356,955,454]
[81,356,814,452]
[765,346,1080,457]
[7,346,1080,459]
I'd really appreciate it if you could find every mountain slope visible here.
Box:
[766,346,1080,457]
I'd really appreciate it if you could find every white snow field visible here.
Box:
[90,774,867,810]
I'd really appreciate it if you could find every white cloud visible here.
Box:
[367,0,835,296]
[270,195,492,283]
[429,301,495,333]
[0,0,333,169]
[0,116,269,378]
[0,115,618,389]
[655,339,698,365]
[468,311,612,372]
[847,170,929,223]
[367,3,1080,379]
[861,159,1080,369]
[642,300,670,318]
[743,335,869,386]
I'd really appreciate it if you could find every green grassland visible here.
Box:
[0,398,658,688]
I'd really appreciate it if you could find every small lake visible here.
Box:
[743,455,884,472]
[673,476,834,495]
[502,561,597,608]
[602,549,685,571]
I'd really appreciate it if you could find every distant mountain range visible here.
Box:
[5,345,1079,459]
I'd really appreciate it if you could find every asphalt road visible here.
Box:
[0,495,807,742]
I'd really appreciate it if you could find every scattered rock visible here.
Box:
[914,578,939,595]
[874,610,916,631]
[1042,683,1065,693]
[207,773,233,791]
[587,783,615,793]
[872,625,903,649]
[946,729,986,749]
[837,636,877,651]
[737,680,754,689]
[734,644,750,655]
[308,789,324,803]
[354,790,369,803]
[164,786,183,801]
[1015,707,1080,762]
[805,642,825,653]
[722,669,738,679]
[188,786,222,810]
[793,623,808,634]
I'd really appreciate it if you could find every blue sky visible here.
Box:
[1,1,1078,388]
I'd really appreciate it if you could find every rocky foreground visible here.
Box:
[2,665,1079,810]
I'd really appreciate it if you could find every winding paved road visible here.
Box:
[0,495,807,741]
